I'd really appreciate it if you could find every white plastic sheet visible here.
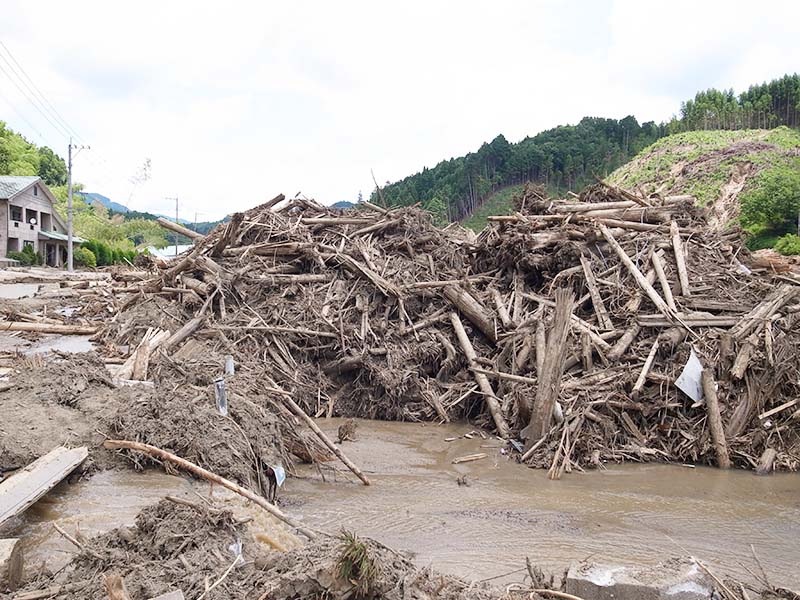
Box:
[675,347,704,403]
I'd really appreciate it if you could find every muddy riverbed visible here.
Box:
[8,419,800,589]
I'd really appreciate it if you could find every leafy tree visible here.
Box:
[37,146,67,186]
[740,165,800,232]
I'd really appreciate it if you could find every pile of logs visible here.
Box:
[107,186,800,475]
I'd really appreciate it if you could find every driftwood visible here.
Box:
[450,312,510,438]
[702,369,731,468]
[521,289,574,448]
[103,440,317,539]
[156,217,204,241]
[0,322,96,334]
[272,389,371,486]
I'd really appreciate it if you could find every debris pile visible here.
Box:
[102,187,799,474]
[14,499,503,600]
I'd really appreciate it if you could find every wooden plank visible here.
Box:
[148,592,185,600]
[0,538,23,591]
[0,446,88,527]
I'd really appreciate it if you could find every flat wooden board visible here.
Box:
[0,446,88,527]
[148,591,185,600]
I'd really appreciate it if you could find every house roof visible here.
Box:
[0,176,40,200]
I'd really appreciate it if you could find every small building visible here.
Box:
[0,176,83,267]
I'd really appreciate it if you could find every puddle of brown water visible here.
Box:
[3,470,193,576]
[285,419,800,587]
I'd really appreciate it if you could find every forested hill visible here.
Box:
[375,73,800,225]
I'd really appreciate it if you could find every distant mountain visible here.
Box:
[82,192,130,214]
[331,201,355,209]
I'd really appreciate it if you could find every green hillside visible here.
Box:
[461,185,525,231]
[375,74,800,227]
[608,127,800,250]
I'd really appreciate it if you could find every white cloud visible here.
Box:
[0,0,796,219]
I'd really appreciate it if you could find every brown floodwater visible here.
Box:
[5,419,800,588]
[285,419,800,587]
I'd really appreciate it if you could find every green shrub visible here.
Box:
[73,246,97,267]
[6,250,34,265]
[740,165,800,231]
[774,233,800,256]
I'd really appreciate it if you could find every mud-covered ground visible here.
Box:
[10,499,505,600]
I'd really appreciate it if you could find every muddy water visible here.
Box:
[286,419,800,587]
[6,420,799,588]
[4,471,194,575]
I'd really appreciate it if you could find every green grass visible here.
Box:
[461,184,525,232]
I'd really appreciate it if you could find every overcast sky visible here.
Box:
[1,1,798,220]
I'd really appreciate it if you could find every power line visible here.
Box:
[0,39,84,142]
[0,59,70,140]
[0,86,46,141]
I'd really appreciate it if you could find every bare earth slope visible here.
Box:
[608,127,800,229]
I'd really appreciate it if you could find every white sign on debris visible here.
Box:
[675,347,704,403]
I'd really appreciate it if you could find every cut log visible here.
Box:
[449,312,510,438]
[444,285,497,342]
[651,250,677,312]
[607,324,640,362]
[632,340,659,399]
[756,448,777,475]
[701,369,730,468]
[263,193,286,211]
[0,322,96,335]
[162,316,206,351]
[521,289,574,448]
[103,440,316,539]
[0,446,88,527]
[670,221,691,296]
[599,224,675,323]
[155,217,204,241]
[580,254,613,330]
[0,538,23,591]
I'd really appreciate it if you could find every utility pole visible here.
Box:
[165,196,179,257]
[67,138,73,271]
[66,138,89,271]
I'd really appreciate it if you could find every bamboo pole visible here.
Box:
[103,440,317,539]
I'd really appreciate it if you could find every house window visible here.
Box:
[10,205,22,221]
[26,208,37,226]
[33,185,38,196]
[23,240,34,250]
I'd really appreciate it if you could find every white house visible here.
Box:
[0,176,83,267]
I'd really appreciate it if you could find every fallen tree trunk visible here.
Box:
[156,217,204,242]
[444,285,497,342]
[449,312,510,438]
[102,440,317,539]
[701,369,731,468]
[0,322,96,335]
[521,289,574,447]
